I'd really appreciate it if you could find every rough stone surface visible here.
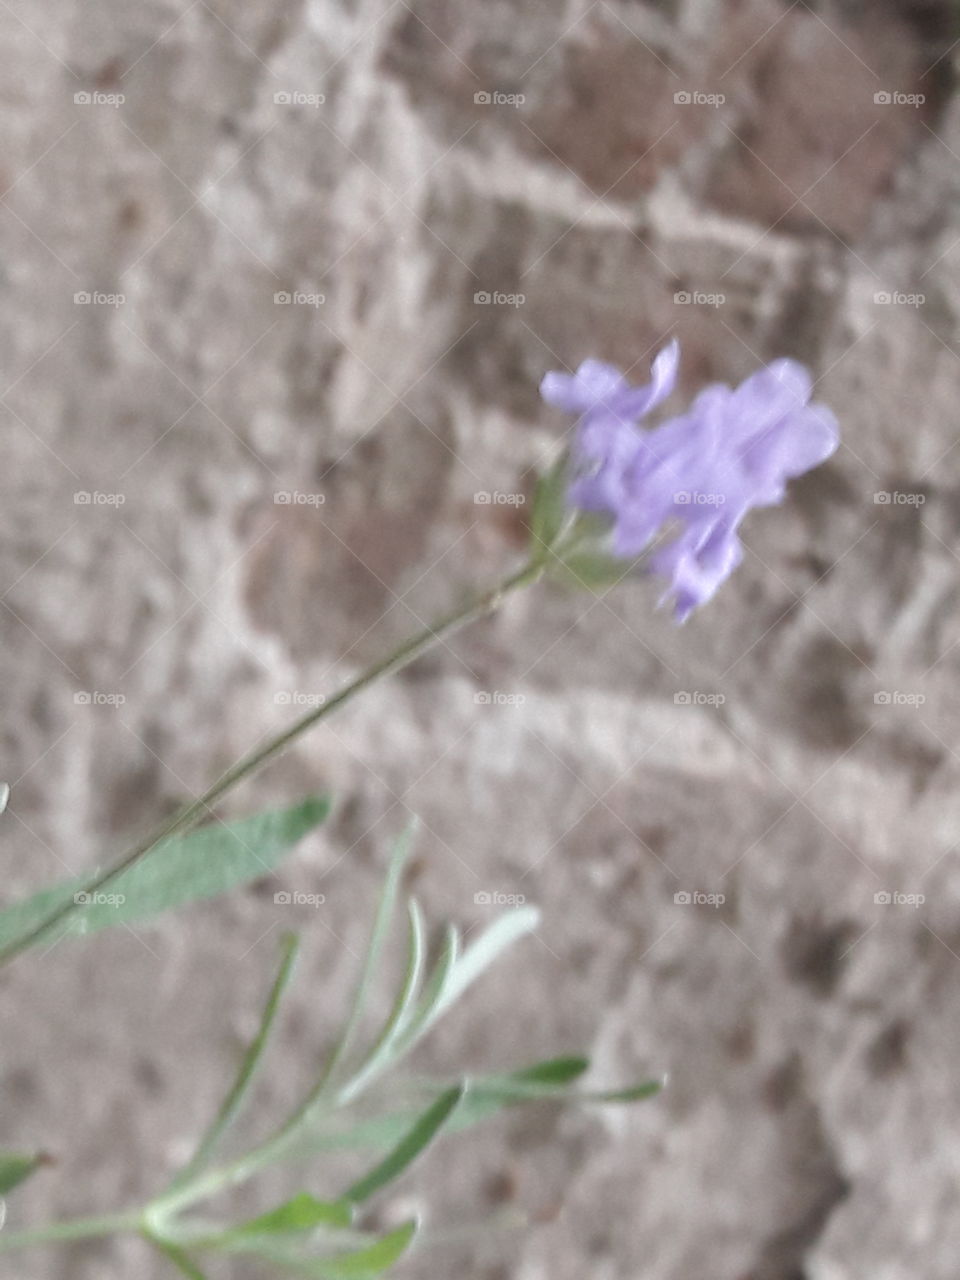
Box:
[2,1,960,1277]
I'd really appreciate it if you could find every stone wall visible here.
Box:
[3,1,960,1277]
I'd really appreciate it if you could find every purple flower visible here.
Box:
[539,343,839,622]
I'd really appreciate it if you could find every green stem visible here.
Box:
[0,1210,142,1252]
[0,558,543,970]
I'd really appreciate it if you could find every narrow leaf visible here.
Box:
[315,825,416,1096]
[344,1084,465,1204]
[510,1055,590,1086]
[172,933,300,1188]
[394,923,459,1052]
[0,796,331,951]
[431,907,540,1021]
[315,1221,418,1278]
[337,898,426,1104]
[0,1151,46,1195]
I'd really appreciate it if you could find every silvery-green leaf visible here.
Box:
[0,796,331,951]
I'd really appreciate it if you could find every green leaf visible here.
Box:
[230,1192,353,1237]
[344,1084,465,1204]
[578,1078,664,1103]
[316,1221,417,1278]
[509,1055,590,1086]
[245,1220,419,1278]
[530,453,571,557]
[171,933,301,1188]
[0,796,331,951]
[0,1151,46,1195]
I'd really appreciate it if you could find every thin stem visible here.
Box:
[0,1210,142,1253]
[0,560,543,970]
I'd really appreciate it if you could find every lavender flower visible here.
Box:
[540,342,839,622]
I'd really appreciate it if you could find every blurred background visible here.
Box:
[3,0,960,1276]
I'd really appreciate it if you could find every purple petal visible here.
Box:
[610,339,680,420]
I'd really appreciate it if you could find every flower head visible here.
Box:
[539,343,839,622]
